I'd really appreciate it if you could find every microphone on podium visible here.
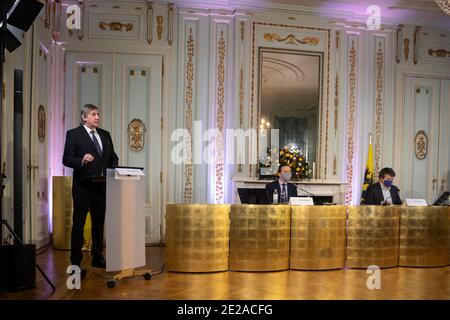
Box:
[295,184,316,197]
[294,184,336,205]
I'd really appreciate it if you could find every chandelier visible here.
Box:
[436,0,450,15]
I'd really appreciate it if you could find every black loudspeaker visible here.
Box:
[14,69,23,240]
[0,244,36,292]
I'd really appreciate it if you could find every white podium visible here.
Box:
[105,167,151,287]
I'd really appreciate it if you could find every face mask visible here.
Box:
[281,172,292,181]
[383,179,393,188]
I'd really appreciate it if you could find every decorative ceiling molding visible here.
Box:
[428,48,450,57]
[264,33,319,46]
[99,21,134,32]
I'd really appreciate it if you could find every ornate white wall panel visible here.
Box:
[209,14,234,204]
[89,12,142,40]
[250,21,331,180]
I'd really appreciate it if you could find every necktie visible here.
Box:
[90,130,103,157]
[281,184,287,203]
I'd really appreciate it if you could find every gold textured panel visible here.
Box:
[52,176,73,250]
[347,206,400,268]
[52,176,91,251]
[290,206,347,270]
[229,205,290,271]
[165,204,230,272]
[399,206,449,267]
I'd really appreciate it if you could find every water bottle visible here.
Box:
[273,189,278,204]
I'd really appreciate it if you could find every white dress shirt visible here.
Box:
[380,182,392,204]
[278,180,288,203]
[84,124,103,151]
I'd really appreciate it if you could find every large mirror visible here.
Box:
[258,48,323,179]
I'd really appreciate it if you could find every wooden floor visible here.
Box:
[1,247,449,300]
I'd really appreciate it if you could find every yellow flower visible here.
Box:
[296,167,300,171]
[280,151,284,155]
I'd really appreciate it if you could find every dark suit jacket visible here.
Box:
[362,182,402,205]
[62,125,119,181]
[265,180,298,204]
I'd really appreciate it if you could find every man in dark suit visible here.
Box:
[265,164,298,204]
[63,104,118,271]
[362,167,402,205]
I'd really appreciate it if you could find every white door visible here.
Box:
[29,42,51,248]
[64,52,114,135]
[438,79,450,195]
[401,77,440,203]
[64,52,163,244]
[114,54,162,244]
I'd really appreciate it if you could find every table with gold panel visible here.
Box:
[164,204,449,273]
[290,205,347,270]
[346,206,401,268]
[229,205,291,271]
[165,204,230,272]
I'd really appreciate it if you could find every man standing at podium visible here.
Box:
[266,164,298,204]
[63,104,118,272]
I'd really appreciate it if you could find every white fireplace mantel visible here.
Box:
[232,177,349,204]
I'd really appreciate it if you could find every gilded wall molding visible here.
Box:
[51,0,62,41]
[38,105,46,143]
[428,48,450,57]
[157,16,163,40]
[168,3,174,45]
[263,33,319,46]
[324,27,331,178]
[413,26,421,65]
[99,21,133,32]
[183,28,195,203]
[374,41,384,175]
[345,40,357,205]
[147,1,153,44]
[335,30,340,50]
[238,67,244,172]
[250,22,256,177]
[127,119,147,152]
[333,30,340,176]
[414,130,428,160]
[44,0,50,28]
[334,74,339,135]
[395,24,403,63]
[215,30,226,204]
[77,0,85,40]
[403,38,410,61]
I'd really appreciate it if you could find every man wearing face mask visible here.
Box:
[266,164,298,204]
[362,167,402,205]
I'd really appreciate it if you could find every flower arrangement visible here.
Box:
[258,145,310,180]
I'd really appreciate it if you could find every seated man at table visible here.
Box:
[266,164,298,204]
[362,167,402,205]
